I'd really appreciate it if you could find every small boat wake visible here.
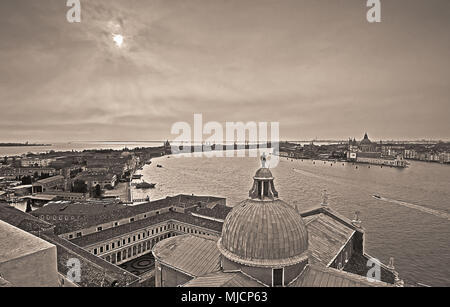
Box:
[373,195,450,221]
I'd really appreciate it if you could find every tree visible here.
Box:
[21,176,32,185]
[93,184,103,198]
[72,179,88,193]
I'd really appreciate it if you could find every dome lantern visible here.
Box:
[248,153,278,200]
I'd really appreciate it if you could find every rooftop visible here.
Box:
[42,233,140,287]
[0,202,54,233]
[152,234,221,277]
[304,213,355,266]
[34,175,65,185]
[70,211,223,247]
[289,264,392,287]
[51,195,226,234]
[0,203,139,287]
[0,220,55,264]
[183,270,266,287]
[32,200,125,217]
[75,172,115,182]
[189,203,232,220]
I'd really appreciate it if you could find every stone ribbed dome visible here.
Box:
[218,198,309,267]
[254,168,273,179]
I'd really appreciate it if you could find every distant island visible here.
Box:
[0,142,51,147]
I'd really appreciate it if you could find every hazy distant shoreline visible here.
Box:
[0,142,164,157]
[0,143,51,147]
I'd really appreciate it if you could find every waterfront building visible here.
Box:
[347,133,406,167]
[164,140,172,155]
[20,157,55,168]
[152,163,400,287]
[0,167,57,180]
[359,133,377,152]
[32,175,65,193]
[74,171,117,189]
[356,152,406,167]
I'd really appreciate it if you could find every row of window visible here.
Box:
[173,224,211,236]
[41,215,78,221]
[91,223,215,257]
[92,224,170,256]
[67,210,164,239]
[100,233,171,264]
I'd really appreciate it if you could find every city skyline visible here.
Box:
[1,0,449,142]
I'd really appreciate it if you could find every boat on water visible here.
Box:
[373,194,381,199]
[132,174,143,180]
[136,181,156,189]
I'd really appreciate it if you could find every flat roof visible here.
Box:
[0,220,55,264]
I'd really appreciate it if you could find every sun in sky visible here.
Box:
[112,33,124,48]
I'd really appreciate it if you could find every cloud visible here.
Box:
[0,0,449,142]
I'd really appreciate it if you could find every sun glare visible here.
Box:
[112,34,124,48]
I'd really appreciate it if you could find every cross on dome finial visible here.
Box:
[261,152,267,168]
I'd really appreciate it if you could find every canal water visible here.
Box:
[135,152,450,286]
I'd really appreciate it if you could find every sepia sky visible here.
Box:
[0,0,449,142]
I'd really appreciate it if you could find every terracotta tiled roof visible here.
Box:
[34,175,65,184]
[52,195,225,234]
[32,200,124,217]
[219,198,309,267]
[183,271,266,287]
[303,213,355,266]
[152,234,221,277]
[0,203,54,233]
[289,264,392,287]
[191,204,232,220]
[70,211,223,247]
[42,234,139,287]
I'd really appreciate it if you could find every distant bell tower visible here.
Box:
[164,140,171,155]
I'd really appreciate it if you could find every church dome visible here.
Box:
[360,133,372,145]
[254,168,273,179]
[218,198,309,267]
